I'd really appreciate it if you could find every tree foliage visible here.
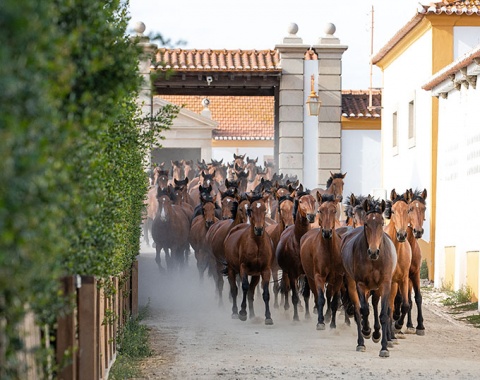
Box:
[0,0,178,377]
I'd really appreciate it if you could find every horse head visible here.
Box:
[317,194,339,239]
[386,189,410,242]
[362,196,386,260]
[326,172,347,202]
[156,186,173,222]
[200,193,217,229]
[220,188,239,220]
[293,187,316,224]
[247,192,269,236]
[407,188,427,239]
[276,193,295,228]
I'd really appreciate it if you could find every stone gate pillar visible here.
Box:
[313,24,348,187]
[275,24,309,183]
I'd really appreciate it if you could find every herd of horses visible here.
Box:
[142,153,428,358]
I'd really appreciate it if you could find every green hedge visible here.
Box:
[0,1,178,377]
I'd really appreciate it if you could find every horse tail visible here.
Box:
[220,259,229,276]
[340,275,355,317]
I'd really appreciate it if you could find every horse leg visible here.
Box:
[358,288,371,339]
[239,273,249,321]
[394,277,411,335]
[329,288,340,329]
[388,282,399,344]
[282,274,291,311]
[215,261,225,307]
[393,289,402,322]
[411,274,425,335]
[302,277,311,320]
[371,290,381,343]
[272,268,280,309]
[143,218,150,246]
[248,275,261,319]
[379,288,392,358]
[290,274,300,322]
[405,280,415,332]
[315,274,327,330]
[227,268,239,319]
[347,278,365,352]
[261,270,273,325]
[155,245,163,270]
[324,284,332,324]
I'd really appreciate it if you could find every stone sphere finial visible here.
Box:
[324,22,336,36]
[133,21,146,36]
[287,23,299,36]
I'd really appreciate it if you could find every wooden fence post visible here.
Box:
[131,260,139,318]
[56,276,77,380]
[78,276,98,380]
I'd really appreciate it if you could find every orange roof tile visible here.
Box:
[160,95,274,140]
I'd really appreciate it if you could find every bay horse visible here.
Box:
[204,196,248,305]
[223,192,274,324]
[189,192,219,280]
[245,157,259,192]
[151,186,191,271]
[341,196,397,357]
[384,189,412,338]
[182,159,196,182]
[300,194,343,330]
[403,188,427,335]
[311,172,347,223]
[265,189,295,308]
[275,186,317,320]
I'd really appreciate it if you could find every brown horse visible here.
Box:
[223,192,274,324]
[403,188,427,335]
[182,159,196,182]
[143,168,170,246]
[245,157,259,192]
[188,170,219,207]
[189,192,219,280]
[341,196,397,357]
[205,196,248,305]
[311,172,347,223]
[151,186,191,271]
[265,190,295,308]
[275,186,317,320]
[383,189,412,339]
[300,194,344,330]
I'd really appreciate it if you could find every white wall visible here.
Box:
[341,129,381,198]
[435,78,480,289]
[454,27,480,59]
[381,30,432,241]
[212,146,273,167]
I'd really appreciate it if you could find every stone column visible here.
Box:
[275,24,309,182]
[132,22,158,168]
[312,23,348,187]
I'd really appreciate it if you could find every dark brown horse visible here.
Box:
[275,187,317,320]
[311,172,347,224]
[143,168,170,246]
[300,194,344,330]
[341,196,397,357]
[151,186,191,270]
[223,192,274,324]
[384,189,412,339]
[189,192,219,280]
[204,196,248,305]
[403,188,427,335]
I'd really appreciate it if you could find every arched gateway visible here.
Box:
[134,22,347,188]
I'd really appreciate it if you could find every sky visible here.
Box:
[126,0,422,90]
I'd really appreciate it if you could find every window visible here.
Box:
[392,111,399,155]
[408,100,416,148]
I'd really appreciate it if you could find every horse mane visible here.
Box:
[364,196,384,215]
[278,194,294,205]
[344,194,366,219]
[325,172,344,188]
[247,191,264,203]
[221,187,238,199]
[410,188,427,204]
[320,194,336,202]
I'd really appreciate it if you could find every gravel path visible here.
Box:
[134,242,480,380]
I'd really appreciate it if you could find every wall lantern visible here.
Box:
[306,74,321,116]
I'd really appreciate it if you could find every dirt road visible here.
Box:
[135,242,480,379]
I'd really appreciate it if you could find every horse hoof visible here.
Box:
[416,329,425,336]
[231,313,239,320]
[356,345,366,352]
[379,350,390,358]
[293,316,300,322]
[362,330,372,339]
[239,312,247,322]
[396,331,406,339]
[265,318,274,325]
[316,323,326,330]
[405,327,416,334]
[372,332,381,343]
[387,340,395,348]
[152,243,156,248]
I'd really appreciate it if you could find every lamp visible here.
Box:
[306,74,321,116]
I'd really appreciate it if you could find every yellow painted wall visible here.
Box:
[444,246,456,290]
[466,251,479,302]
[418,239,433,281]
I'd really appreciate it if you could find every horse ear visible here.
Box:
[422,188,427,200]
[219,158,223,164]
[380,200,386,213]
[350,193,356,206]
[254,157,258,163]
[342,172,347,178]
[316,191,322,203]
[362,198,369,212]
[174,178,179,185]
[390,189,397,201]
[184,177,189,185]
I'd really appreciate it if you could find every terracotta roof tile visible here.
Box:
[341,90,382,118]
[154,49,282,71]
[372,1,480,65]
[160,95,274,140]
[423,44,480,90]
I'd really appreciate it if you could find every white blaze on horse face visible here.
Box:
[416,203,419,208]
[256,202,261,209]
[245,203,251,224]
